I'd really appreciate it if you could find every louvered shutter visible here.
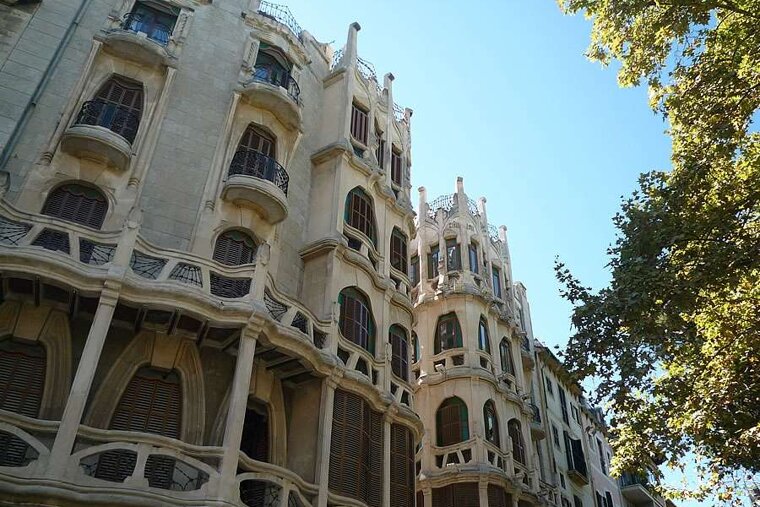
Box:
[390,424,415,507]
[366,409,384,507]
[0,342,46,418]
[437,399,467,446]
[345,189,376,244]
[390,327,408,381]
[339,289,374,352]
[350,104,368,144]
[110,367,182,438]
[433,484,479,507]
[42,184,108,229]
[213,231,256,266]
[488,485,509,507]
[510,421,526,465]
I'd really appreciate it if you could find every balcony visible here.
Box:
[620,472,660,506]
[221,148,289,224]
[529,403,546,439]
[60,100,138,170]
[102,11,175,67]
[240,64,302,130]
[520,334,535,369]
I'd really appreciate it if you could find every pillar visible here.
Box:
[383,413,392,507]
[315,375,339,507]
[479,479,489,507]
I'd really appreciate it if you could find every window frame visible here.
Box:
[499,337,514,375]
[390,145,402,186]
[445,238,461,271]
[508,419,526,465]
[350,102,369,145]
[483,400,500,447]
[468,242,479,274]
[477,317,491,354]
[427,244,440,279]
[434,312,463,354]
[213,229,257,266]
[344,187,377,246]
[491,266,502,298]
[436,397,469,446]
[390,228,408,274]
[338,287,376,353]
[389,325,409,381]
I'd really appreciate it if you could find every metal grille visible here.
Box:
[264,289,288,321]
[0,430,37,467]
[42,184,108,229]
[0,217,31,245]
[240,479,281,507]
[427,194,456,219]
[31,228,70,254]
[168,263,203,286]
[390,424,415,507]
[0,341,46,418]
[130,251,167,279]
[145,455,208,491]
[81,450,137,483]
[210,273,251,298]
[258,1,302,38]
[79,239,115,265]
[228,147,290,195]
[291,312,308,334]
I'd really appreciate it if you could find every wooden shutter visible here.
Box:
[42,184,108,229]
[339,289,373,352]
[97,77,143,113]
[375,130,385,167]
[432,483,479,507]
[510,420,526,465]
[110,367,182,439]
[390,326,408,381]
[213,230,256,266]
[346,189,376,244]
[351,103,368,144]
[0,341,46,418]
[488,485,509,507]
[390,229,408,273]
[390,424,415,507]
[437,398,467,446]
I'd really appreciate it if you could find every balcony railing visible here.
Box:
[74,99,140,143]
[620,472,651,488]
[251,63,300,103]
[228,148,289,195]
[257,1,302,38]
[121,11,173,46]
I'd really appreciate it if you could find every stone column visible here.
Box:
[218,324,261,497]
[314,375,339,507]
[423,487,432,507]
[479,479,489,507]
[383,73,394,188]
[417,186,429,294]
[382,409,395,507]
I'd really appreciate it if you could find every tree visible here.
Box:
[555,0,760,502]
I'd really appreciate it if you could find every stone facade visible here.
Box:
[0,2,657,507]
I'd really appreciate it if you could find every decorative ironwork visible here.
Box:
[168,263,203,286]
[80,450,137,483]
[210,273,251,298]
[258,1,302,38]
[130,251,167,279]
[79,239,116,266]
[0,431,37,467]
[427,194,456,219]
[121,11,173,45]
[251,63,300,103]
[73,99,141,143]
[393,102,405,122]
[291,311,308,334]
[467,197,480,217]
[32,228,70,253]
[313,330,327,349]
[487,223,500,243]
[144,454,208,491]
[228,147,289,195]
[331,47,344,70]
[264,289,288,321]
[0,218,31,245]
[357,56,381,93]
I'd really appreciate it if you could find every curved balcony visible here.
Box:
[102,12,174,67]
[60,100,138,170]
[221,148,289,224]
[240,65,302,130]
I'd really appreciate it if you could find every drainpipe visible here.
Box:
[0,0,92,173]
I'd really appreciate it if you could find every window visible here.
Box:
[508,419,525,465]
[432,483,479,507]
[389,325,409,381]
[483,400,499,446]
[411,332,419,363]
[374,125,385,167]
[552,424,560,447]
[477,317,491,353]
[499,338,514,375]
[561,497,571,507]
[0,340,46,418]
[253,46,293,90]
[605,492,614,507]
[468,242,478,274]
[338,287,375,353]
[125,1,178,45]
[436,397,469,446]
[545,376,554,396]
[77,76,143,143]
[330,389,383,507]
[350,102,369,145]
[574,495,584,507]
[344,187,376,245]
[427,245,440,278]
[229,124,279,180]
[597,438,607,474]
[390,424,415,507]
[571,405,580,425]
[391,146,402,185]
[559,387,569,424]
[434,313,462,354]
[563,430,588,478]
[390,228,408,273]
[241,399,269,462]
[446,238,461,271]
[42,183,108,229]
[410,256,420,286]
[213,230,257,266]
[492,266,502,298]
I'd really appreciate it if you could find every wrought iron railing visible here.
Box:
[121,11,173,45]
[73,99,140,143]
[331,47,344,70]
[258,1,302,38]
[357,56,381,93]
[487,223,500,243]
[393,102,405,122]
[251,63,300,103]
[228,148,289,195]
[427,193,456,218]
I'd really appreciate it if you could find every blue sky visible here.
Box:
[280,1,714,505]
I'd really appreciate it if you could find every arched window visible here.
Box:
[436,397,469,446]
[253,46,292,89]
[0,339,46,418]
[344,187,376,245]
[389,227,408,273]
[42,183,108,229]
[389,325,408,381]
[499,338,515,376]
[338,287,375,353]
[77,76,143,143]
[508,419,526,465]
[229,124,278,180]
[478,317,491,353]
[434,313,462,354]
[483,400,500,447]
[213,230,257,266]
[110,367,182,438]
[411,331,419,363]
[241,398,269,462]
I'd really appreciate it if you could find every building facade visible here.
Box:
[0,1,664,507]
